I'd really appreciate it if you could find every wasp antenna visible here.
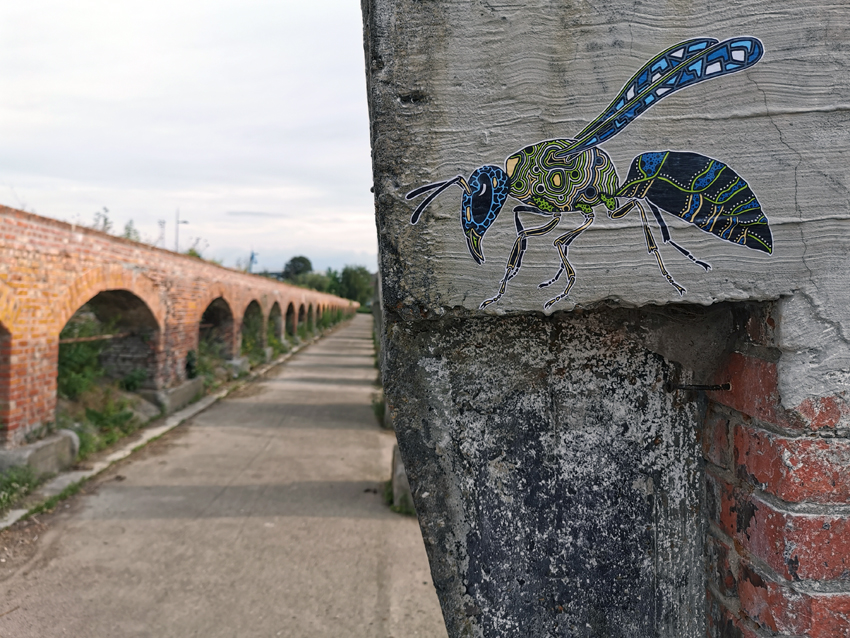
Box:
[408,176,463,224]
[406,177,454,200]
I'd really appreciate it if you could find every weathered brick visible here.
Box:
[707,588,761,638]
[735,424,850,504]
[709,353,791,429]
[721,488,850,581]
[794,394,850,432]
[737,559,850,637]
[707,533,739,598]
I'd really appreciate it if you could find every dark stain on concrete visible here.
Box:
[386,306,729,637]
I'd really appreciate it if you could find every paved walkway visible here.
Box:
[0,315,446,638]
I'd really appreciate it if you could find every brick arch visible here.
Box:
[194,285,239,326]
[54,265,165,336]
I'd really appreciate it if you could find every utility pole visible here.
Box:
[248,249,258,273]
[156,219,166,247]
[175,209,188,252]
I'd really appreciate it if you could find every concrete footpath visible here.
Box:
[0,315,447,638]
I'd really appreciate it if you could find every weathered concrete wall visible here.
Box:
[0,206,357,445]
[363,0,850,636]
[388,307,735,636]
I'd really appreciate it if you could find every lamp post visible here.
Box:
[175,209,188,252]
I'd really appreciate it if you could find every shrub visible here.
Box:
[0,465,40,513]
[57,315,105,400]
[120,368,148,392]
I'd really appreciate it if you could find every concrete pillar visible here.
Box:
[363,2,850,636]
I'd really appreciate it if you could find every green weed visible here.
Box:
[0,465,40,513]
[120,368,148,392]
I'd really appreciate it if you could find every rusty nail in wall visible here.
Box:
[664,382,731,393]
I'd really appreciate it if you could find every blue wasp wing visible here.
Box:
[555,36,764,159]
[574,38,719,141]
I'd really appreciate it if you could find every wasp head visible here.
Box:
[406,165,509,265]
[460,166,509,263]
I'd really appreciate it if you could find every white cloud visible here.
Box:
[0,0,377,271]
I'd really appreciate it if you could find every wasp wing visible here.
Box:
[555,37,764,159]
[574,38,719,141]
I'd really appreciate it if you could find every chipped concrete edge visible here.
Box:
[0,321,350,532]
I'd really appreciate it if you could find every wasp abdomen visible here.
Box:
[617,151,773,254]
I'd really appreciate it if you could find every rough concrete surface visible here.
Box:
[363,0,850,409]
[386,307,720,638]
[0,316,446,638]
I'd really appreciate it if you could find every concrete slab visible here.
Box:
[0,430,79,475]
[0,316,447,638]
[139,377,204,416]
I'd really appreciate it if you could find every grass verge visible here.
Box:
[0,466,41,515]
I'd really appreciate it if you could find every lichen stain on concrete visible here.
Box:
[387,305,726,637]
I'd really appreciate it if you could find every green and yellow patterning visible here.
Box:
[505,141,619,214]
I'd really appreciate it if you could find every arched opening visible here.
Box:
[199,297,235,359]
[267,302,286,357]
[241,300,265,365]
[193,297,235,391]
[56,290,161,452]
[307,304,315,332]
[298,304,307,340]
[58,290,161,401]
[285,302,296,338]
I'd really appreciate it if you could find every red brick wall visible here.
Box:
[703,307,850,638]
[0,206,356,446]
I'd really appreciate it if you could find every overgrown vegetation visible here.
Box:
[0,465,40,513]
[196,334,229,391]
[267,318,289,358]
[382,479,416,516]
[120,368,148,392]
[274,256,374,306]
[57,311,108,400]
[298,322,310,341]
[241,307,266,366]
[75,391,138,458]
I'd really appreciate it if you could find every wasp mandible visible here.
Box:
[407,37,772,310]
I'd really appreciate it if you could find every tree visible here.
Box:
[282,256,312,280]
[339,266,374,306]
[121,220,141,242]
[91,207,113,233]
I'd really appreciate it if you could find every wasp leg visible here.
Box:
[608,200,637,220]
[647,201,712,271]
[542,211,595,310]
[638,203,686,295]
[480,208,560,309]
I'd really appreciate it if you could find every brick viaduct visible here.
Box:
[0,206,357,447]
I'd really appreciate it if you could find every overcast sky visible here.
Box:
[0,0,376,272]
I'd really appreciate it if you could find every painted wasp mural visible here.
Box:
[407,37,773,310]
